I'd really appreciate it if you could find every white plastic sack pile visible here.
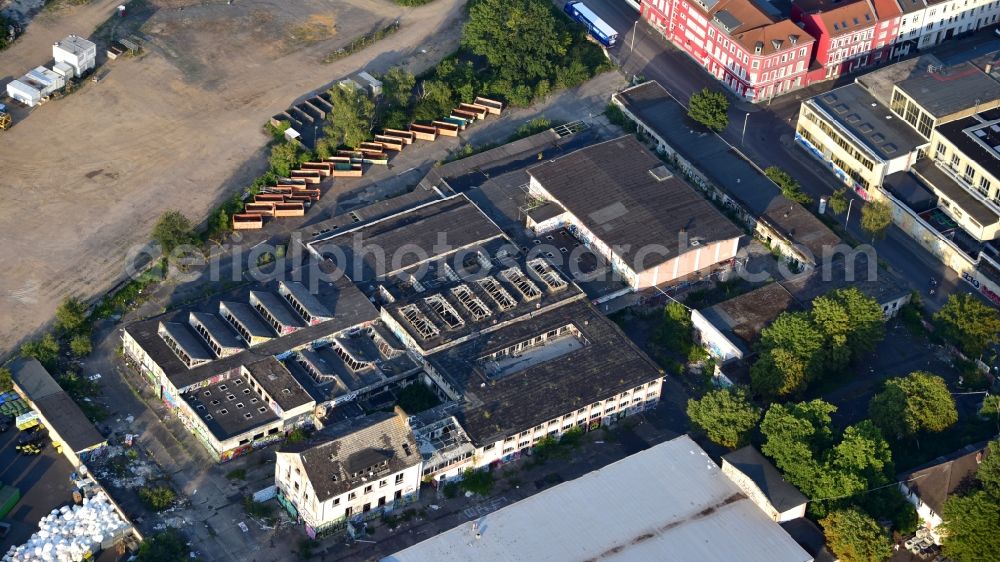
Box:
[2,492,130,562]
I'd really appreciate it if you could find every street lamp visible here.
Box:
[845,197,854,225]
[740,112,749,145]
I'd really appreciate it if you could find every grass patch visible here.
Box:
[138,485,176,512]
[243,496,276,523]
[92,259,165,320]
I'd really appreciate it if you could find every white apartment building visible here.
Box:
[275,411,422,535]
[896,0,1000,56]
[52,34,97,78]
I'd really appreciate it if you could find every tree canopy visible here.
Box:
[55,296,89,335]
[933,293,1000,358]
[829,187,850,216]
[687,88,729,132]
[941,491,1000,562]
[761,400,894,515]
[859,200,892,241]
[765,166,812,205]
[320,85,375,153]
[21,333,60,370]
[462,0,571,83]
[976,440,1000,498]
[151,211,195,256]
[869,371,957,438]
[686,386,760,448]
[380,67,415,109]
[820,508,893,562]
[0,367,11,393]
[413,79,456,122]
[751,288,885,398]
[268,140,309,177]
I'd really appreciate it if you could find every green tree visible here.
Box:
[21,333,60,369]
[413,79,455,122]
[869,372,957,438]
[686,386,760,448]
[812,287,885,367]
[134,528,190,562]
[751,347,810,398]
[268,140,308,177]
[941,491,1000,561]
[462,0,571,83]
[934,293,1000,358]
[653,302,694,356]
[687,88,730,132]
[760,400,836,490]
[829,187,850,216]
[976,440,1000,498]
[765,166,813,205]
[381,66,415,109]
[324,85,375,149]
[820,508,893,562]
[980,394,1000,420]
[55,296,89,335]
[69,333,92,358]
[0,367,12,393]
[151,211,195,256]
[761,401,894,515]
[859,199,892,241]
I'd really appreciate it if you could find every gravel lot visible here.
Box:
[0,0,466,355]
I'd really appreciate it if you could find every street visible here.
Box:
[582,0,995,310]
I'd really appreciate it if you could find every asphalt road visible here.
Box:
[583,0,995,310]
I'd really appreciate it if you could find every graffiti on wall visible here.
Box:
[962,271,1000,307]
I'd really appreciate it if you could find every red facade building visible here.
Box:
[792,0,901,81]
[641,0,818,101]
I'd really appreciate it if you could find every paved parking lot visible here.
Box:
[0,424,76,551]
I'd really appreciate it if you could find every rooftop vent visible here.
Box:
[834,103,850,114]
[648,165,673,181]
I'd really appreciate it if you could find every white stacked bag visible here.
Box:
[2,492,130,562]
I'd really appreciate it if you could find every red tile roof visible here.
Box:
[689,0,815,56]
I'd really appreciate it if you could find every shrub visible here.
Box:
[138,485,176,512]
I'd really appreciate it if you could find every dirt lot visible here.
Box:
[0,0,465,355]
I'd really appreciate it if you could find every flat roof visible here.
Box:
[855,54,943,105]
[383,252,584,355]
[123,273,379,391]
[54,34,96,55]
[428,299,663,446]
[911,158,1000,226]
[244,356,314,412]
[10,357,63,400]
[897,61,1000,119]
[280,411,419,502]
[385,435,812,562]
[527,136,743,271]
[614,81,840,261]
[306,186,444,243]
[419,129,563,193]
[811,83,927,161]
[9,359,105,452]
[699,282,799,355]
[182,373,281,440]
[308,196,506,284]
[936,112,1000,181]
[722,446,808,512]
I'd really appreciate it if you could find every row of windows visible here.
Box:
[802,108,876,171]
[935,141,1000,202]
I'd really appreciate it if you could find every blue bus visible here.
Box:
[564,1,619,47]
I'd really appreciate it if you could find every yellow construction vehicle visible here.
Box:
[0,111,11,131]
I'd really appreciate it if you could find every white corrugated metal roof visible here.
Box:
[385,435,813,562]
